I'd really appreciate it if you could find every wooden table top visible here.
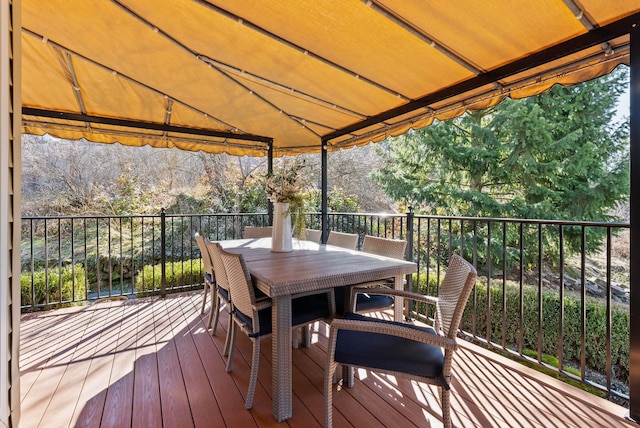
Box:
[220,238,417,297]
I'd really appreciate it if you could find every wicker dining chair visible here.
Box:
[326,231,358,250]
[334,235,407,316]
[194,232,215,329]
[324,254,477,428]
[361,235,407,259]
[292,227,327,347]
[242,226,273,238]
[304,228,323,243]
[219,248,334,409]
[206,241,235,357]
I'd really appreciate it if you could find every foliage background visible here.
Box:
[372,68,630,267]
[21,137,392,218]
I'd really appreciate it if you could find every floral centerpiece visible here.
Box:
[261,158,307,241]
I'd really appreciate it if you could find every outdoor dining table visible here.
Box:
[219,237,418,422]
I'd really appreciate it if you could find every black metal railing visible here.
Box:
[20,210,630,403]
[405,214,630,404]
[20,211,269,307]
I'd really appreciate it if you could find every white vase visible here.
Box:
[271,202,293,252]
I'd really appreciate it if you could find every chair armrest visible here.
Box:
[254,299,272,311]
[352,277,404,289]
[350,286,439,306]
[330,318,457,351]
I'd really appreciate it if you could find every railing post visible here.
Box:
[405,207,415,320]
[321,139,329,243]
[160,208,166,297]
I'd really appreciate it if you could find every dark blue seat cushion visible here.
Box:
[334,312,444,379]
[334,286,394,316]
[204,271,213,283]
[217,285,230,302]
[291,293,332,326]
[234,293,331,338]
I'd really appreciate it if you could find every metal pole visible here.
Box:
[160,208,166,297]
[321,140,328,243]
[268,142,274,225]
[405,207,414,320]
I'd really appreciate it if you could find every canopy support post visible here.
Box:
[629,19,640,424]
[320,140,328,243]
[268,142,273,225]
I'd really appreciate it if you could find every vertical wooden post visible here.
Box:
[1,1,21,425]
[629,20,640,423]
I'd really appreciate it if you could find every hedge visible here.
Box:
[459,279,629,383]
[411,272,629,383]
[21,264,87,306]
[135,259,204,293]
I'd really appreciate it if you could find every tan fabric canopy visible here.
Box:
[21,0,640,157]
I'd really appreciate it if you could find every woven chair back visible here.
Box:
[436,254,477,338]
[195,233,214,279]
[304,229,322,243]
[361,236,407,260]
[218,249,257,318]
[327,231,358,250]
[243,226,273,238]
[207,241,230,293]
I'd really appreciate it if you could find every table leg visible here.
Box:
[272,294,292,421]
[393,275,404,322]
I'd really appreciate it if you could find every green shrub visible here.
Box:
[135,259,203,293]
[520,349,606,397]
[411,271,440,318]
[460,280,629,382]
[21,264,87,306]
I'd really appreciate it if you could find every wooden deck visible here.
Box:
[19,291,634,428]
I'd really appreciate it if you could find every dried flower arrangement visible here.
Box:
[259,158,307,239]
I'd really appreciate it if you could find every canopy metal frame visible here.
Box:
[22,107,274,144]
[324,13,640,143]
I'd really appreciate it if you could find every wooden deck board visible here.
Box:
[157,297,195,428]
[20,307,93,417]
[19,291,633,428]
[173,295,223,428]
[74,304,123,428]
[184,314,258,427]
[131,299,163,428]
[51,304,117,428]
[100,303,136,428]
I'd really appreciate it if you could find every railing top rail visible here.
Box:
[326,212,405,217]
[413,214,629,228]
[21,212,270,221]
[22,214,163,220]
[22,212,630,228]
